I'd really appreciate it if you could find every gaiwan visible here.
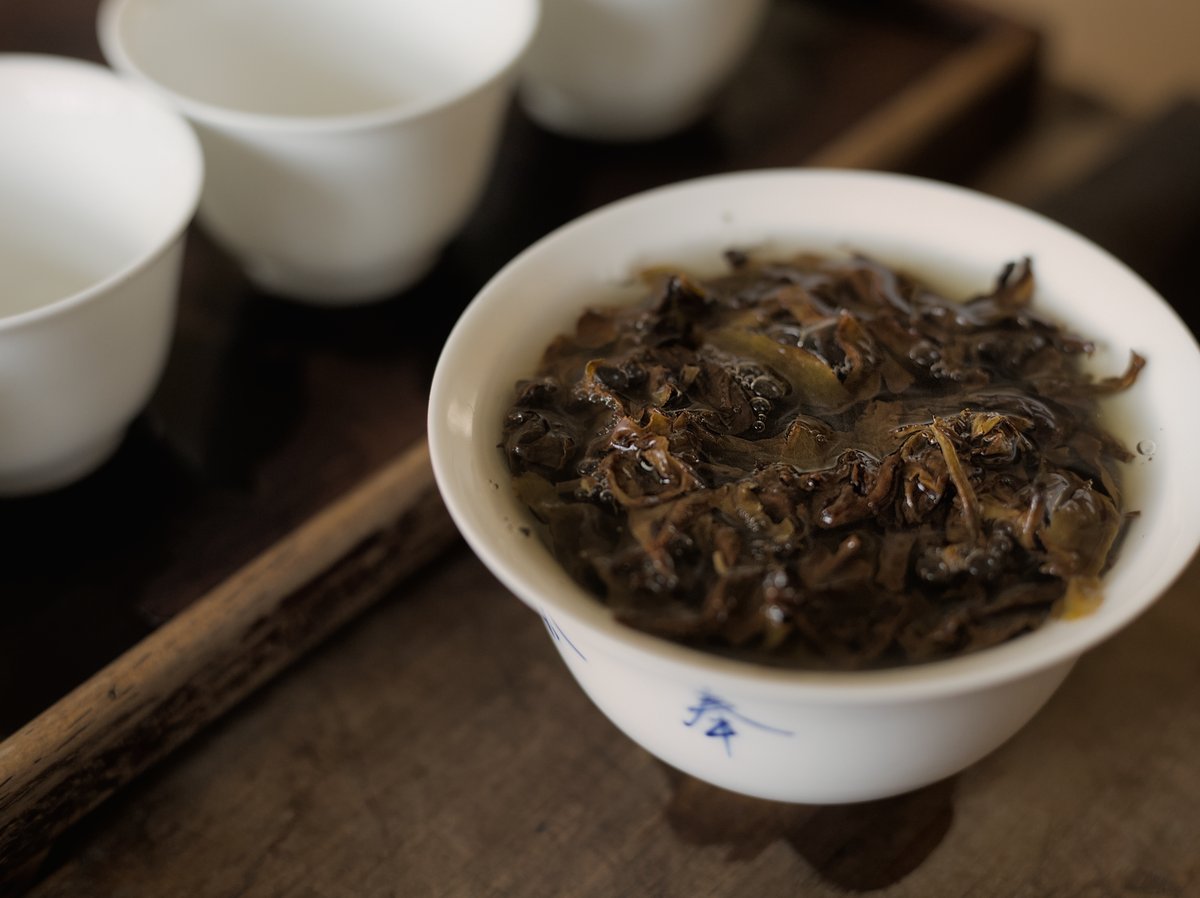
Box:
[501,252,1143,669]
[430,168,1199,803]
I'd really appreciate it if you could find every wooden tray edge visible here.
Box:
[806,13,1039,171]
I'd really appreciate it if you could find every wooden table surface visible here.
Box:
[25,546,1200,896]
[26,107,1200,898]
[9,1,1200,895]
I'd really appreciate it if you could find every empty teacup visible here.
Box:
[98,0,540,304]
[0,55,202,495]
[519,0,769,142]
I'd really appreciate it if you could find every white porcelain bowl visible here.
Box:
[429,169,1200,803]
[519,0,769,141]
[99,0,539,305]
[0,55,202,495]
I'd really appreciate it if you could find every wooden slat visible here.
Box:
[0,441,455,873]
[807,20,1038,171]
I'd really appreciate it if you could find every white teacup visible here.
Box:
[0,55,202,495]
[519,0,769,142]
[98,0,540,305]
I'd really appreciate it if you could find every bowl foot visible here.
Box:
[518,82,707,143]
[0,429,124,496]
[242,251,441,306]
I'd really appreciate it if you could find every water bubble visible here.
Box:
[750,374,784,399]
[1136,439,1156,457]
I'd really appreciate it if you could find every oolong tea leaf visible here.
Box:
[502,254,1143,668]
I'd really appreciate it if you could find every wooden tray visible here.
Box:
[0,0,1038,879]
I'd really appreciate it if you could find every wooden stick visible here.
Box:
[0,439,457,874]
[807,22,1038,171]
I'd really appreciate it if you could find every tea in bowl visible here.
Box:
[429,169,1200,803]
[0,55,202,495]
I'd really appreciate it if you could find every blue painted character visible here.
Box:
[683,690,790,757]
[541,613,587,661]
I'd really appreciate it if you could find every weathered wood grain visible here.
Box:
[0,443,455,878]
[22,548,1198,897]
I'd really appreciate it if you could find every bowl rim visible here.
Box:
[0,54,203,332]
[429,167,1200,704]
[96,0,541,133]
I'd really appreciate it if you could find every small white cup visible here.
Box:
[98,0,540,305]
[519,0,769,142]
[0,55,202,495]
